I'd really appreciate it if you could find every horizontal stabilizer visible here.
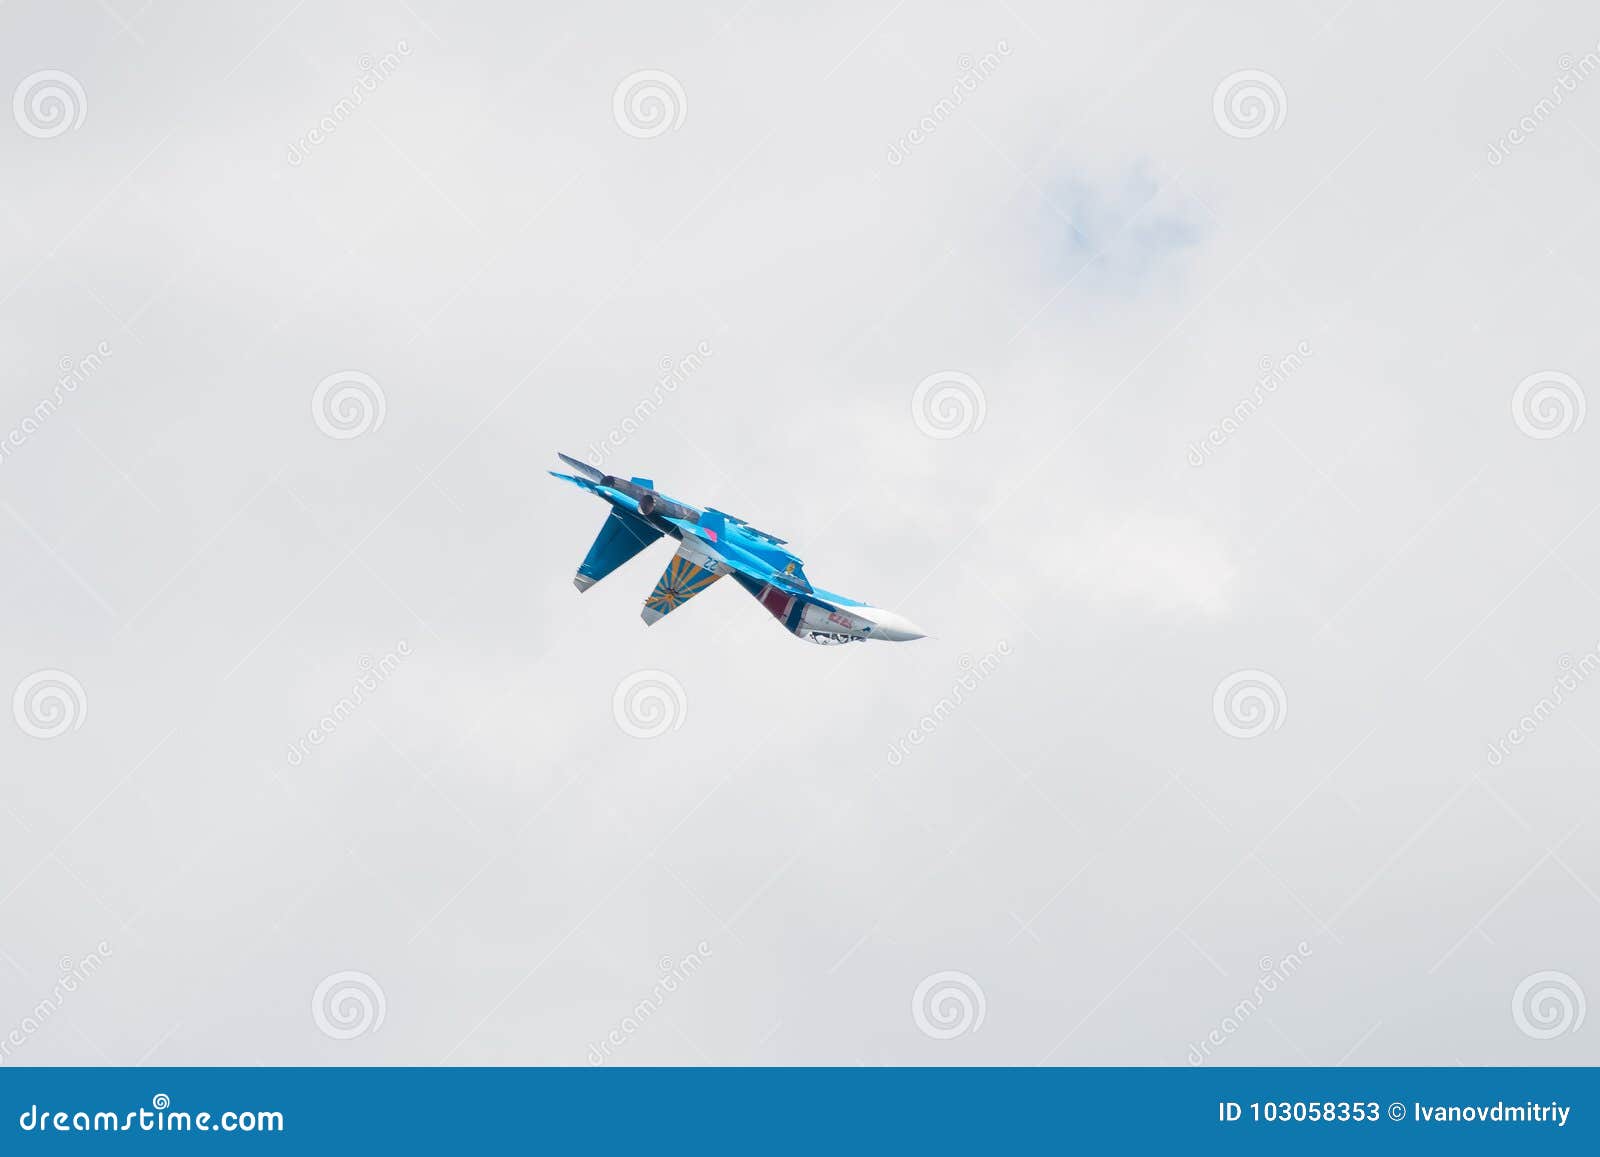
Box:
[557,452,604,482]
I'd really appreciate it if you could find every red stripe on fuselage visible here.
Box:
[759,585,791,621]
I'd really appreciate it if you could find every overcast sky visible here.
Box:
[2,0,1597,1066]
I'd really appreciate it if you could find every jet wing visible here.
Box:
[678,528,848,613]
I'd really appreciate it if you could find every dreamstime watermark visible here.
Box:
[612,669,687,739]
[12,670,87,739]
[886,42,1012,166]
[886,642,1011,766]
[1,342,112,467]
[1212,70,1286,139]
[911,371,987,439]
[585,341,713,466]
[911,970,986,1040]
[287,42,412,165]
[586,942,713,1064]
[1488,46,1600,165]
[612,70,686,139]
[0,942,113,1064]
[17,1095,282,1134]
[1512,970,1585,1039]
[312,370,386,439]
[285,642,411,766]
[311,970,386,1040]
[1486,645,1600,766]
[1187,340,1311,466]
[1212,669,1287,739]
[13,70,86,138]
[1511,371,1584,439]
[1186,941,1313,1064]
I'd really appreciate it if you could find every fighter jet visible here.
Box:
[549,453,927,644]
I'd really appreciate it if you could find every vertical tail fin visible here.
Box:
[574,507,662,591]
[641,539,724,624]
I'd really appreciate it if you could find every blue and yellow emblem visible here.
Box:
[642,552,723,623]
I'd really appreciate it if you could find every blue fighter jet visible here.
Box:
[549,453,927,644]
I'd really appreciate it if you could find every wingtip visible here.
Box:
[573,574,596,593]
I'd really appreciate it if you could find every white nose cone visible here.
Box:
[861,607,927,642]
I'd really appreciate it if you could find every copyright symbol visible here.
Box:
[1387,1102,1406,1122]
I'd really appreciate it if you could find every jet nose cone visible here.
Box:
[871,610,928,642]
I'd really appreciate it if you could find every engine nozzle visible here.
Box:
[600,476,697,523]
